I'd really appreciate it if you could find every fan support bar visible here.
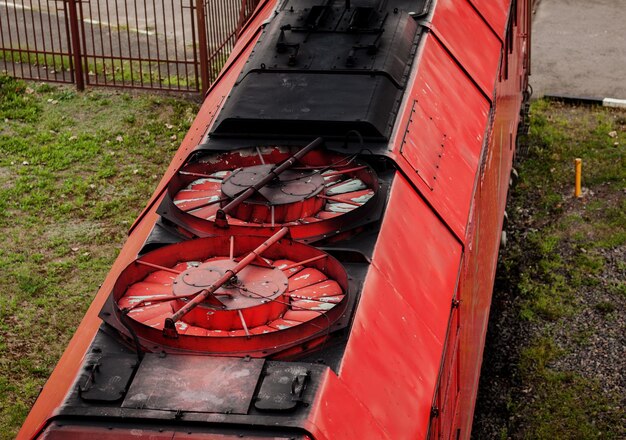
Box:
[214,137,323,227]
[163,227,289,338]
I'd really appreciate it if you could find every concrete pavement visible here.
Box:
[531,0,626,99]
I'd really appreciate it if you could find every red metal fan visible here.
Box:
[160,139,380,242]
[112,229,350,357]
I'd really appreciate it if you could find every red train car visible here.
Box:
[19,0,531,438]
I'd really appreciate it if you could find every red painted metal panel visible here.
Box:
[338,173,462,439]
[368,177,463,339]
[456,129,503,440]
[454,2,528,436]
[39,424,304,439]
[392,35,490,239]
[466,0,510,38]
[400,100,446,190]
[437,312,460,439]
[431,0,501,99]
[307,369,389,440]
[341,267,439,439]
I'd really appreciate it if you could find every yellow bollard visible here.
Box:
[574,158,582,197]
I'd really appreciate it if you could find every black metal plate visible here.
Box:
[212,73,399,139]
[254,364,310,412]
[78,354,138,402]
[122,354,264,414]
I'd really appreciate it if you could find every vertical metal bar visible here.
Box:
[238,0,248,33]
[179,0,190,89]
[18,0,33,78]
[123,0,134,86]
[9,1,22,79]
[3,1,19,78]
[93,0,104,85]
[54,2,69,83]
[104,0,115,85]
[142,0,153,87]
[222,0,229,76]
[150,0,162,84]
[113,0,125,85]
[189,0,199,91]
[195,0,210,94]
[37,0,55,81]
[170,0,180,90]
[205,0,214,82]
[160,0,172,87]
[62,0,75,84]
[13,0,30,78]
[76,0,89,86]
[0,3,10,76]
[85,0,96,86]
[42,0,52,80]
[62,0,73,82]
[204,0,212,81]
[526,0,533,75]
[67,0,84,89]
[133,0,144,87]
[27,0,41,79]
[45,0,60,81]
[213,0,221,81]
[35,0,50,81]
[109,0,125,85]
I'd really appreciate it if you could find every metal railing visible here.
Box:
[0,0,260,94]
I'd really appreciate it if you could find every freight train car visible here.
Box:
[19,0,531,438]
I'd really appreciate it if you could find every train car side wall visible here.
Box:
[432,0,531,438]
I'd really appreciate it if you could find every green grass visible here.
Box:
[1,49,199,90]
[499,99,626,439]
[0,75,199,439]
[515,337,623,440]
[511,100,626,322]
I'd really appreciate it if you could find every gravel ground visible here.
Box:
[473,201,625,439]
[551,245,625,397]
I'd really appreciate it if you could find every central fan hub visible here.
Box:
[171,259,289,330]
[220,164,326,223]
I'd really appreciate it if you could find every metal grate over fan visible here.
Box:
[112,231,350,356]
[160,140,380,242]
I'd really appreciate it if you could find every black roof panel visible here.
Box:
[210,0,429,140]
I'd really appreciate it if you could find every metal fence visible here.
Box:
[0,0,260,94]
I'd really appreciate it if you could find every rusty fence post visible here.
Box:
[237,0,249,33]
[195,0,210,95]
[66,0,85,91]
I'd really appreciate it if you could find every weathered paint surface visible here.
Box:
[19,0,530,438]
[335,173,463,439]
[391,34,491,240]
[456,1,531,436]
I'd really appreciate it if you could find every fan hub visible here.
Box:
[222,165,326,205]
[170,259,289,331]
